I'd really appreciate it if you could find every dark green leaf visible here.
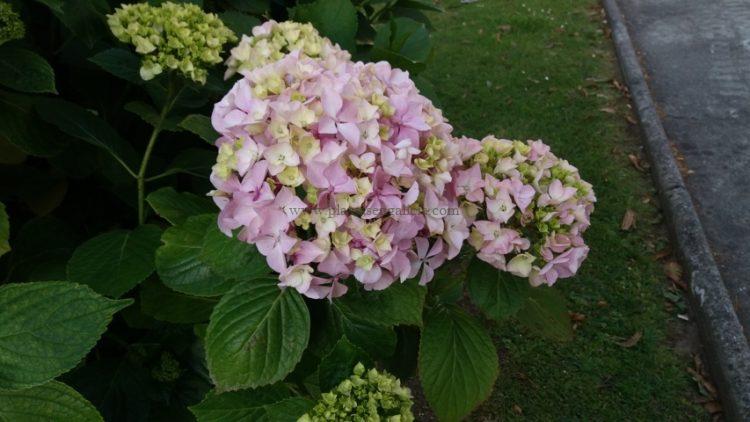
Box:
[517,286,573,341]
[155,213,270,296]
[292,0,359,51]
[67,225,162,297]
[0,46,57,94]
[0,381,103,421]
[419,305,498,422]
[6,216,79,282]
[89,48,143,84]
[467,257,531,320]
[140,279,217,324]
[225,0,268,14]
[327,303,397,358]
[32,0,64,15]
[0,202,9,258]
[179,114,218,144]
[334,278,426,326]
[219,11,260,37]
[398,0,443,13]
[155,214,236,296]
[63,359,154,422]
[372,17,432,74]
[190,385,291,421]
[35,98,138,172]
[0,91,66,157]
[0,281,132,389]
[125,101,182,131]
[146,187,215,226]
[205,280,310,390]
[200,222,270,281]
[156,148,215,180]
[59,0,110,49]
[318,336,372,392]
[263,397,314,421]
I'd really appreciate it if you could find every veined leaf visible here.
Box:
[205,280,310,390]
[89,48,143,84]
[317,336,372,393]
[291,0,358,51]
[0,46,57,94]
[0,381,103,421]
[155,214,269,296]
[140,279,217,324]
[146,187,215,226]
[419,305,498,421]
[0,281,132,389]
[467,257,531,320]
[179,114,218,144]
[35,98,138,173]
[334,278,426,326]
[67,225,162,297]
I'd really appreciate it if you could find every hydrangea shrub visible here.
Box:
[0,2,596,421]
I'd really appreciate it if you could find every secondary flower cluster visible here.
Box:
[224,20,347,80]
[210,20,595,297]
[298,363,414,422]
[0,2,24,45]
[460,136,596,286]
[107,2,236,83]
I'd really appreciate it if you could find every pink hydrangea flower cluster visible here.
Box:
[209,21,595,298]
[210,34,469,299]
[457,136,596,286]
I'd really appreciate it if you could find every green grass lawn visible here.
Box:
[423,0,708,419]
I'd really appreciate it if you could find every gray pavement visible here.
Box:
[618,0,750,336]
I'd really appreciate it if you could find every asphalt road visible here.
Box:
[618,0,750,334]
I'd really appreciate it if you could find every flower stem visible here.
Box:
[136,78,182,225]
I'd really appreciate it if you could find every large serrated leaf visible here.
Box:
[190,385,292,421]
[419,305,498,422]
[146,187,215,226]
[0,46,57,94]
[0,281,132,389]
[140,279,217,324]
[291,0,358,51]
[467,257,531,320]
[205,280,310,390]
[179,114,218,144]
[334,278,426,326]
[89,48,142,84]
[0,91,66,157]
[155,214,268,296]
[0,381,103,421]
[35,98,138,172]
[318,336,372,393]
[67,225,162,297]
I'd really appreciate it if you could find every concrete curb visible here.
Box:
[601,0,750,419]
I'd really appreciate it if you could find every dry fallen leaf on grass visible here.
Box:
[600,107,616,114]
[616,331,643,348]
[512,404,523,415]
[626,115,638,125]
[628,154,646,171]
[621,209,636,230]
[664,260,683,282]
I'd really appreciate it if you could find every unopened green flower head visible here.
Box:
[224,20,348,79]
[107,2,236,84]
[299,363,414,422]
[0,2,24,45]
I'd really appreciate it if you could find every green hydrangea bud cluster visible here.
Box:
[0,2,24,45]
[299,363,414,422]
[224,20,330,79]
[107,2,236,84]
